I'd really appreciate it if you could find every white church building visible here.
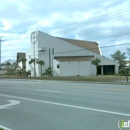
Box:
[26,30,118,77]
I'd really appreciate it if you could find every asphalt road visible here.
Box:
[0,79,130,130]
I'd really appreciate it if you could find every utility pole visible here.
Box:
[0,36,3,70]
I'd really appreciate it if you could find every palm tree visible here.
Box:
[36,59,45,76]
[4,60,12,75]
[29,58,36,76]
[1,63,5,73]
[11,61,19,76]
[18,57,27,76]
[91,57,101,76]
[45,67,52,76]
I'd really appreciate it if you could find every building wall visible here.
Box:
[26,49,34,76]
[37,31,96,57]
[18,61,22,69]
[89,62,97,75]
[27,30,100,76]
[26,35,40,76]
[59,61,96,76]
[26,30,118,76]
[99,59,118,74]
[53,59,60,76]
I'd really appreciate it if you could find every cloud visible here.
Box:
[0,0,130,62]
[1,20,11,31]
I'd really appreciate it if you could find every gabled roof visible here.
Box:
[54,56,95,62]
[58,37,101,55]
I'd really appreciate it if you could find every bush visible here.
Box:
[26,70,31,77]
[43,67,52,76]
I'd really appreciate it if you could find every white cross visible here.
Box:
[30,31,38,44]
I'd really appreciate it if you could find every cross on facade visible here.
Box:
[30,31,38,44]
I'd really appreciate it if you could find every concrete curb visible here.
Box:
[1,78,130,85]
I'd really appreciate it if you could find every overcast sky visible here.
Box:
[0,0,130,62]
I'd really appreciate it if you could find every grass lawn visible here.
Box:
[0,75,129,83]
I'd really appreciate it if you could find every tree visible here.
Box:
[43,67,52,76]
[15,65,22,76]
[11,61,20,76]
[3,60,12,75]
[26,70,31,77]
[111,50,126,73]
[18,57,27,68]
[18,57,27,76]
[91,57,101,76]
[111,50,129,82]
[29,58,36,76]
[36,59,45,76]
[126,47,130,59]
[126,47,130,71]
[2,59,18,76]
[122,68,129,82]
[1,63,6,74]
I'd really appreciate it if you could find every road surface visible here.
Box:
[0,79,130,130]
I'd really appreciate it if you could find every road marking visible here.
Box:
[0,125,12,130]
[0,94,130,117]
[36,89,61,93]
[0,100,20,109]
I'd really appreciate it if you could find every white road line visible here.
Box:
[36,89,61,93]
[0,94,130,117]
[0,125,12,130]
[0,100,20,109]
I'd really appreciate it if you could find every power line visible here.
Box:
[49,8,126,31]
[1,7,130,61]
[43,7,130,34]
[1,42,130,59]
[2,30,130,43]
[1,7,130,41]
[87,32,130,41]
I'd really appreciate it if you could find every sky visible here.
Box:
[0,0,130,63]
